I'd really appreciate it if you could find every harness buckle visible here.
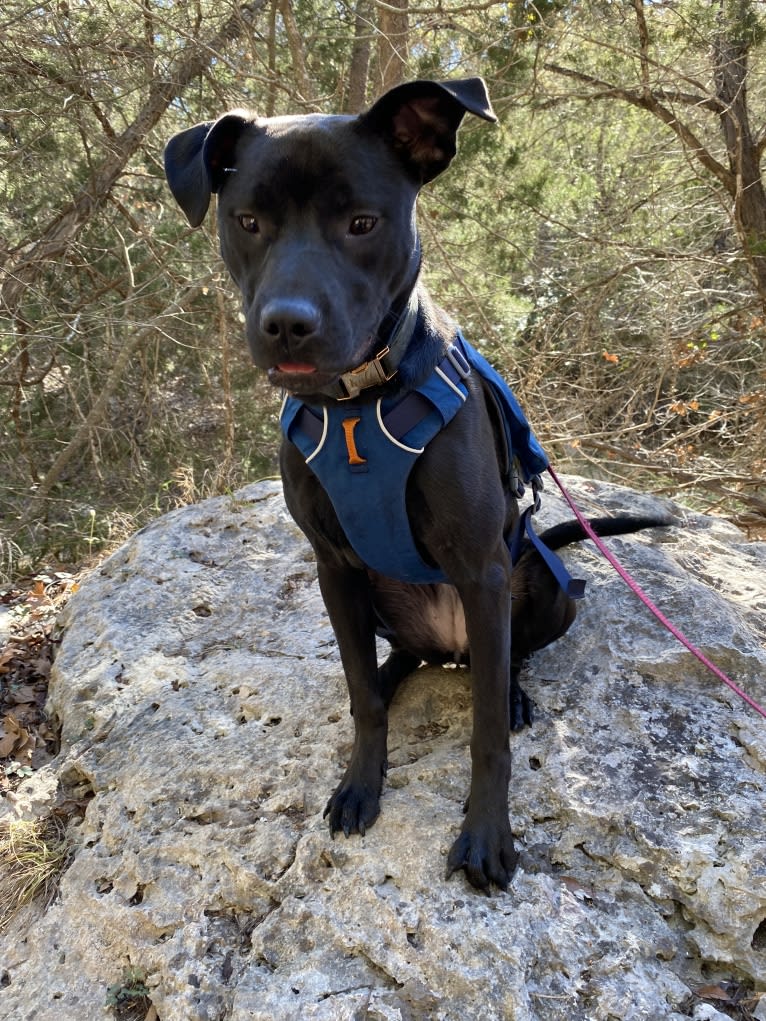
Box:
[337,346,395,400]
[445,344,471,380]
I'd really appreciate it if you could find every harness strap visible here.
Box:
[382,391,433,438]
[510,506,586,599]
[292,403,322,445]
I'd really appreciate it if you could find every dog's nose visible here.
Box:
[259,298,321,347]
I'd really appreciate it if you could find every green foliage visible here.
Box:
[105,965,152,1017]
[1,0,765,573]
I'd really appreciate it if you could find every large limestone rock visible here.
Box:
[2,477,765,1021]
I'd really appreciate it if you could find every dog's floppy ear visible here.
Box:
[358,77,496,184]
[164,111,255,227]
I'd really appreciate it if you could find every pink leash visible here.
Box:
[546,464,766,721]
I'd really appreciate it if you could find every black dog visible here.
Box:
[164,78,665,891]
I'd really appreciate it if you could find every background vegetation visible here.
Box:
[2,0,765,578]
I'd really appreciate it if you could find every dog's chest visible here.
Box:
[370,572,470,663]
[424,584,469,660]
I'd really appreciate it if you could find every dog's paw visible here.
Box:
[509,684,533,731]
[324,776,382,838]
[445,816,518,892]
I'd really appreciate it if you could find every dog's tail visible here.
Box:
[535,514,671,552]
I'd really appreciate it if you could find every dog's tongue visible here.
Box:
[277,362,316,374]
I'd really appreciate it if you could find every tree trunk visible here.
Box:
[266,0,279,116]
[713,29,766,305]
[376,0,409,92]
[345,0,373,113]
[280,0,315,108]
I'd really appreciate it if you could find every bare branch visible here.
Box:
[543,62,735,194]
[22,278,215,521]
[632,0,651,95]
[1,2,267,317]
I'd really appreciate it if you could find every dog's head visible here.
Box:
[164,79,495,396]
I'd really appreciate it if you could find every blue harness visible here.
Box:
[280,332,584,596]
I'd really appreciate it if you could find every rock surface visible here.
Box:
[1,476,765,1021]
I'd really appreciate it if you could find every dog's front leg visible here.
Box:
[318,560,388,838]
[446,563,517,891]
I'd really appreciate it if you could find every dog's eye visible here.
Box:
[238,214,260,234]
[349,215,377,236]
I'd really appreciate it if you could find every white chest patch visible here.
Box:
[426,585,469,662]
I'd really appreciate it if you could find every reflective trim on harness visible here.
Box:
[376,400,425,455]
[434,363,469,402]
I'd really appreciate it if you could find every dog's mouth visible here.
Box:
[267,363,339,394]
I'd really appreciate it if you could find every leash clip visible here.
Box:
[531,473,544,513]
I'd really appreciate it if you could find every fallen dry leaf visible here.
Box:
[695,984,732,1002]
[7,685,37,705]
[561,876,594,900]
[31,658,51,679]
[0,714,36,761]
